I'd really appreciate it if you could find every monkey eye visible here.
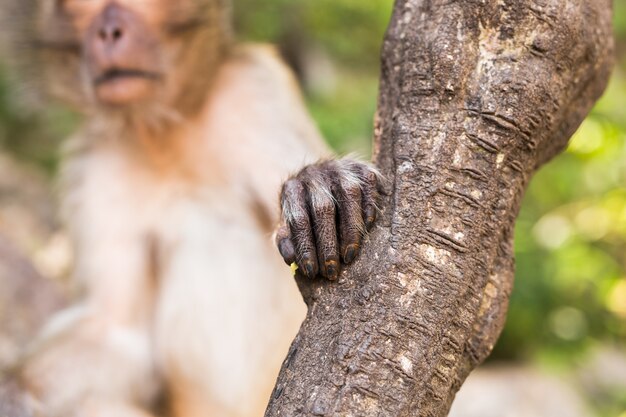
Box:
[32,39,81,54]
[165,18,209,37]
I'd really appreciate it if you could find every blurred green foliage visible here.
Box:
[0,0,624,395]
[234,0,393,155]
[498,71,626,361]
[0,69,76,173]
[235,0,393,68]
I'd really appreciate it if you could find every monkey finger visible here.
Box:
[359,166,381,230]
[335,178,365,265]
[309,189,340,280]
[275,224,296,266]
[281,179,319,278]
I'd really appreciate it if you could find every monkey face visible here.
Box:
[32,0,230,111]
[76,2,163,105]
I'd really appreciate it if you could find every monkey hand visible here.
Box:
[275,158,382,280]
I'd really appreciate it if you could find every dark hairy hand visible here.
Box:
[275,158,382,280]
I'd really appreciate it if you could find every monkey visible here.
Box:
[0,1,381,416]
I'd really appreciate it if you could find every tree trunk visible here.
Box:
[265,1,613,416]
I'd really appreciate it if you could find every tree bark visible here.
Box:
[265,1,613,416]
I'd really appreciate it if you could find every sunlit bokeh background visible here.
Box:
[0,1,624,415]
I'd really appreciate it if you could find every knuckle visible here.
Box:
[342,197,362,215]
[274,228,288,243]
[343,219,365,236]
[290,211,309,228]
[314,199,335,215]
[282,178,304,196]
[366,170,378,184]
[316,226,336,246]
[294,237,313,255]
[310,188,335,214]
[342,182,361,197]
[297,164,321,180]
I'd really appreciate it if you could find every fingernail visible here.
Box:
[304,261,315,277]
[325,260,338,280]
[344,244,359,264]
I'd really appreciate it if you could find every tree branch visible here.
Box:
[266,1,614,416]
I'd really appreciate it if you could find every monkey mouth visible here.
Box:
[95,68,161,85]
[93,68,162,105]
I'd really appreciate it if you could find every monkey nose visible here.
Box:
[98,24,124,46]
[95,4,128,47]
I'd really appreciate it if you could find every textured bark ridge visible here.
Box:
[266,1,613,416]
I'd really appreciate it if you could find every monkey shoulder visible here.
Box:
[226,43,301,95]
[205,43,330,196]
[215,42,323,139]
